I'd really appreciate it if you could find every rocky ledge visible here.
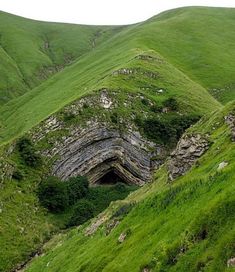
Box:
[225,114,235,141]
[167,134,209,181]
[50,123,163,185]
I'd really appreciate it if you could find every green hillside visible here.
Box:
[0,11,120,103]
[24,102,235,272]
[0,6,234,272]
[141,7,235,103]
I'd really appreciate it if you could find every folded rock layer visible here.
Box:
[51,124,162,185]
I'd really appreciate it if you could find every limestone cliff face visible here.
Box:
[28,89,168,186]
[51,123,163,185]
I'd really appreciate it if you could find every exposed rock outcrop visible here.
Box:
[112,68,159,79]
[225,114,235,141]
[217,161,228,170]
[51,123,162,185]
[227,257,235,267]
[167,134,209,181]
[118,232,127,243]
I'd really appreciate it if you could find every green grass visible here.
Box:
[0,150,137,272]
[24,103,235,272]
[0,6,235,272]
[0,46,220,146]
[1,7,235,145]
[0,11,121,103]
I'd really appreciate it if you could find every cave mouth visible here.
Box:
[97,170,127,185]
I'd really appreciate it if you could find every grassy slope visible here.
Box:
[0,145,137,272]
[140,7,235,104]
[0,7,234,271]
[0,8,225,145]
[0,11,120,103]
[25,102,235,272]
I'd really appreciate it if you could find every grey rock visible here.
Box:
[118,232,127,243]
[51,124,163,185]
[217,161,228,170]
[168,134,209,181]
[227,257,235,267]
[225,114,235,141]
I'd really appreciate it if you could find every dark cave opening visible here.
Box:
[97,170,127,185]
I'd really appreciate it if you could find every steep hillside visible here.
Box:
[0,11,121,103]
[140,7,235,103]
[24,102,235,272]
[1,8,230,145]
[0,6,234,272]
[1,7,234,145]
[0,46,221,146]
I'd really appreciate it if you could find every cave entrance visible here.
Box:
[97,170,127,185]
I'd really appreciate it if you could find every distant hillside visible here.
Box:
[0,11,121,103]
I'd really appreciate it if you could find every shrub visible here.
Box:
[17,137,42,167]
[12,169,23,180]
[63,112,76,122]
[134,115,143,127]
[163,97,179,111]
[114,182,128,193]
[68,199,95,227]
[66,176,89,205]
[110,112,118,124]
[37,176,68,212]
[142,115,200,145]
[141,98,149,106]
[150,104,163,113]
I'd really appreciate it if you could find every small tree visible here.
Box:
[68,199,95,227]
[37,176,68,213]
[66,176,89,205]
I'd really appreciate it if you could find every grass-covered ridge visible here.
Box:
[0,11,122,103]
[24,103,235,272]
[0,6,235,272]
[1,6,235,145]
[0,47,220,146]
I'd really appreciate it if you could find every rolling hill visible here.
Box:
[0,6,234,272]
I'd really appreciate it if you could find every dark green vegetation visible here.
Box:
[17,137,42,167]
[136,112,200,145]
[0,162,136,272]
[37,175,136,226]
[25,102,235,272]
[0,6,234,272]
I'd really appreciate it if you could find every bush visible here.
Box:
[17,137,42,167]
[63,112,76,122]
[110,112,118,124]
[68,199,95,227]
[142,115,200,145]
[114,182,128,193]
[141,98,149,106]
[163,97,179,111]
[66,176,89,205]
[37,176,68,213]
[150,104,163,113]
[12,169,23,180]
